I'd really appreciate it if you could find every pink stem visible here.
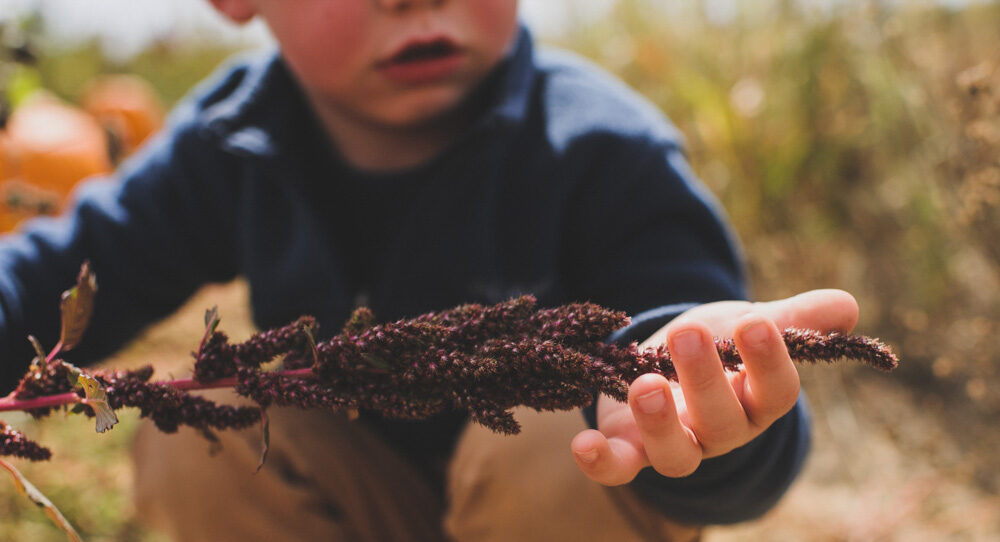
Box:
[0,392,81,413]
[0,368,317,413]
[44,341,64,364]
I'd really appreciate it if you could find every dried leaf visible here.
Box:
[27,335,47,361]
[195,306,221,358]
[0,457,84,542]
[255,409,270,474]
[58,262,97,353]
[77,374,118,433]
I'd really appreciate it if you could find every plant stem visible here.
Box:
[0,391,80,413]
[0,368,316,413]
[44,341,64,364]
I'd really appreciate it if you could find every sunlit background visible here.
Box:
[1,0,999,540]
[1,0,996,59]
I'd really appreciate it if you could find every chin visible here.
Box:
[368,86,472,128]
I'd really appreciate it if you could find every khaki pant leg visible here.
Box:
[132,389,447,542]
[444,407,703,542]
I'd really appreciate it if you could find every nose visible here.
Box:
[374,0,444,11]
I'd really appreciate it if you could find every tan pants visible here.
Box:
[133,392,702,542]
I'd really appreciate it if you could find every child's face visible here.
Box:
[222,0,519,128]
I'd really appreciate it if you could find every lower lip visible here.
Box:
[377,53,465,85]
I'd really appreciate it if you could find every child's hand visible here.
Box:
[570,289,858,485]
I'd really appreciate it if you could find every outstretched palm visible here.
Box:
[571,289,859,485]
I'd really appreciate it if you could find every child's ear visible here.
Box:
[206,0,257,24]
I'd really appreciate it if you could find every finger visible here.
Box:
[668,323,748,452]
[571,429,645,486]
[628,374,703,477]
[639,301,752,348]
[734,314,801,429]
[755,289,859,334]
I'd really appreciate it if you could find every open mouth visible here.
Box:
[386,39,460,66]
[377,37,464,84]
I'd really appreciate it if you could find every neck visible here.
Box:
[308,98,473,173]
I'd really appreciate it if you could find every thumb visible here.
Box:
[755,289,859,333]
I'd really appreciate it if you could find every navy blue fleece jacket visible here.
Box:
[0,28,808,524]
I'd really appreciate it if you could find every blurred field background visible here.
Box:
[2,0,999,540]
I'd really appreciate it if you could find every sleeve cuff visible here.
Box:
[628,397,811,525]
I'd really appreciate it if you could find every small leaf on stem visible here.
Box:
[196,306,221,358]
[255,409,270,474]
[204,306,220,336]
[64,363,83,388]
[57,261,97,354]
[27,335,47,361]
[77,374,118,433]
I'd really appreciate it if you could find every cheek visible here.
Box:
[271,3,372,87]
[468,0,520,46]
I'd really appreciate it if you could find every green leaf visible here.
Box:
[58,262,98,353]
[0,457,84,542]
[64,364,83,388]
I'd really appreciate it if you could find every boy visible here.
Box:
[0,0,860,540]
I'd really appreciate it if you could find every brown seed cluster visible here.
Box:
[95,367,261,435]
[6,295,899,451]
[201,296,897,435]
[0,420,51,461]
[12,358,76,418]
[193,316,319,381]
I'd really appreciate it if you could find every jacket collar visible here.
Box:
[201,25,536,159]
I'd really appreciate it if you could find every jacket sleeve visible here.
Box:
[564,138,811,525]
[0,104,240,392]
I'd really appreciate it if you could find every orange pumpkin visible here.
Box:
[1,179,61,233]
[0,130,17,182]
[1,130,25,232]
[1,92,112,233]
[81,74,165,156]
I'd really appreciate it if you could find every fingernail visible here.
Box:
[742,319,768,347]
[575,448,599,463]
[672,330,703,357]
[637,388,666,414]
